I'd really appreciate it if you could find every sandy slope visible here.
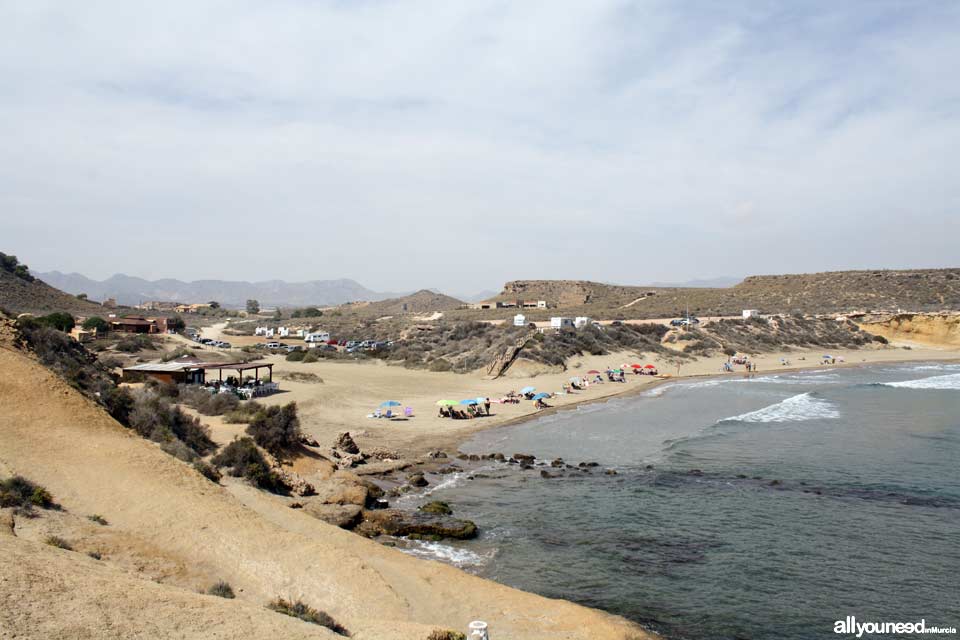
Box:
[0,342,645,639]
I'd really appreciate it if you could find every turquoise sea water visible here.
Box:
[398,363,960,639]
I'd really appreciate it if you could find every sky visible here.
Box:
[1,1,958,294]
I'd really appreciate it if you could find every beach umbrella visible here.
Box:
[475,397,487,404]
[586,370,601,374]
[644,364,656,369]
[459,398,479,405]
[520,386,536,394]
[435,400,458,406]
[380,400,402,407]
[630,364,643,369]
[569,376,581,382]
[612,369,623,374]
[531,392,550,400]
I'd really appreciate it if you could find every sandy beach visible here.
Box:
[212,339,960,460]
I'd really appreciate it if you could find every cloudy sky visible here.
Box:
[2,1,958,293]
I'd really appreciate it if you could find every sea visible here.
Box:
[394,362,960,640]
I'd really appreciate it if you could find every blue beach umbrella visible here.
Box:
[380,400,402,407]
[531,392,550,401]
[459,399,479,405]
[520,386,536,394]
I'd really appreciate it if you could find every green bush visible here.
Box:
[87,514,108,526]
[193,461,222,483]
[206,581,235,599]
[285,350,305,362]
[223,401,264,424]
[211,438,288,494]
[267,598,349,636]
[246,403,301,456]
[129,390,216,457]
[301,350,319,363]
[82,316,109,332]
[0,476,54,509]
[0,252,35,281]
[427,631,467,640]
[178,385,239,416]
[115,334,157,352]
[45,535,72,550]
[38,312,75,332]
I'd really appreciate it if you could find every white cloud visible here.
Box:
[0,1,957,291]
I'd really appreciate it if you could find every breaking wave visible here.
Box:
[719,393,840,424]
[400,539,492,568]
[883,373,960,390]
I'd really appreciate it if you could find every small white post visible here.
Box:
[469,620,489,639]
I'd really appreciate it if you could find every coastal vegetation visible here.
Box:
[267,597,350,636]
[0,475,55,510]
[211,437,288,493]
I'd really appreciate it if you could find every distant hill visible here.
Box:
[474,269,960,319]
[1,257,105,316]
[36,271,403,308]
[345,289,465,317]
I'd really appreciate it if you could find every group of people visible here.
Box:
[438,398,492,419]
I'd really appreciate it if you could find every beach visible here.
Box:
[209,340,960,460]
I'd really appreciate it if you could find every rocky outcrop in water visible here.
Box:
[356,509,478,539]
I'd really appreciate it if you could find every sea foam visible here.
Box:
[883,373,960,390]
[400,539,490,568]
[720,393,840,424]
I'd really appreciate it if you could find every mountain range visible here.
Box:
[34,272,406,308]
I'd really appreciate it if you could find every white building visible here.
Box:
[304,331,330,344]
[513,313,526,326]
[254,326,268,336]
[742,309,761,319]
[296,329,306,337]
[277,327,290,337]
[574,316,591,329]
[550,317,574,330]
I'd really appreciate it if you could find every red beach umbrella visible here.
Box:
[644,364,656,369]
[586,369,601,374]
[630,364,643,369]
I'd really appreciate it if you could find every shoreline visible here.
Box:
[438,352,960,456]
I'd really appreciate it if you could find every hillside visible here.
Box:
[0,263,105,316]
[342,290,465,318]
[37,271,405,308]
[472,269,960,320]
[0,318,642,640]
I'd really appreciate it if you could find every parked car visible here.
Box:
[284,345,301,352]
[200,338,215,345]
[217,342,231,349]
[670,319,684,327]
[264,342,281,349]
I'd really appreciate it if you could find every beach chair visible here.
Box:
[404,407,414,418]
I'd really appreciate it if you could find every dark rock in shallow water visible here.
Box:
[540,470,557,479]
[493,453,506,461]
[358,509,478,539]
[736,474,748,479]
[604,469,618,475]
[520,463,534,470]
[468,454,480,461]
[419,500,453,515]
[407,473,429,487]
[456,453,470,460]
[688,469,704,477]
[769,479,782,486]
[436,465,462,475]
[645,464,655,470]
[513,453,536,464]
[551,458,565,468]
[578,461,599,468]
